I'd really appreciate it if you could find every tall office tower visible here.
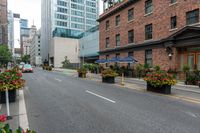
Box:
[7,10,14,55]
[0,0,8,45]
[41,0,99,66]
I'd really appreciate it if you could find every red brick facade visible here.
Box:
[98,0,200,75]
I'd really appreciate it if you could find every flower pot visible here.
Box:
[147,83,171,94]
[102,76,115,83]
[0,89,16,103]
[78,73,86,78]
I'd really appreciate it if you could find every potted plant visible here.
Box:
[77,67,87,78]
[144,70,177,94]
[102,68,118,83]
[183,65,190,85]
[0,114,36,133]
[0,68,25,103]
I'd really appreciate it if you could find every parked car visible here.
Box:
[18,64,24,70]
[22,64,33,73]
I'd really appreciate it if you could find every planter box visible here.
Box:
[78,73,86,78]
[147,83,171,94]
[102,77,115,83]
[0,89,16,103]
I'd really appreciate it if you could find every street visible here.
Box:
[23,68,200,133]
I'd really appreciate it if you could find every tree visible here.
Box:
[21,55,30,64]
[62,56,72,68]
[0,44,12,66]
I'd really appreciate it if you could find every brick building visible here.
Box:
[0,0,8,44]
[98,0,200,78]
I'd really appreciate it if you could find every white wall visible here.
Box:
[51,37,80,68]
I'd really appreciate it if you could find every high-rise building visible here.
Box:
[13,13,21,58]
[41,0,99,66]
[30,29,42,66]
[7,10,14,55]
[20,19,30,56]
[0,0,8,44]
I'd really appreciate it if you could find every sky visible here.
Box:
[8,0,103,29]
[8,0,41,28]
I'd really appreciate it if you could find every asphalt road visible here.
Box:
[23,68,200,133]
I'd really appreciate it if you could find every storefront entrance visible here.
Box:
[178,48,200,71]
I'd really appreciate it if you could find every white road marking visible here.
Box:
[86,90,116,103]
[0,104,2,111]
[19,90,29,129]
[184,111,197,118]
[55,78,62,82]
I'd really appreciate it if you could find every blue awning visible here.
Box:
[107,57,121,63]
[95,59,108,63]
[119,56,138,63]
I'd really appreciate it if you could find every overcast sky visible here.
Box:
[8,0,41,28]
[8,0,103,29]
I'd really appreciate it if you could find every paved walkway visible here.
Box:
[54,68,200,93]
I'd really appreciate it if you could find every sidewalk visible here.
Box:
[54,68,200,104]
[0,90,28,130]
[54,68,200,93]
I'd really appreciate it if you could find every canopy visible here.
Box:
[95,59,108,63]
[119,56,138,63]
[107,57,121,63]
[95,56,138,64]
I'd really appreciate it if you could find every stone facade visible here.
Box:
[98,0,200,73]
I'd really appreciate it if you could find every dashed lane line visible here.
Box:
[86,90,116,103]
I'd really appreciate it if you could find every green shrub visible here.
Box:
[102,69,118,78]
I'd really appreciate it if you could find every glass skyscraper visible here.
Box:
[41,0,99,61]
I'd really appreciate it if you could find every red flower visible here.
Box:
[0,114,7,122]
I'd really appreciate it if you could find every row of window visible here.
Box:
[105,2,199,30]
[56,21,68,27]
[86,7,96,13]
[57,0,67,7]
[105,26,151,48]
[71,23,85,29]
[71,3,84,10]
[86,1,96,8]
[71,0,84,4]
[57,7,68,13]
[105,9,199,42]
[56,14,68,20]
[104,49,152,67]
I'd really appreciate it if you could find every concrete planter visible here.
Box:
[147,83,171,94]
[0,89,16,103]
[78,73,86,78]
[102,77,115,84]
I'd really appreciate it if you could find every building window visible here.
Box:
[115,15,120,26]
[38,45,40,47]
[145,24,153,40]
[171,16,177,29]
[38,53,40,56]
[38,49,40,51]
[116,34,120,46]
[106,20,109,30]
[128,8,134,21]
[105,37,109,48]
[186,9,199,25]
[128,30,134,43]
[145,0,153,14]
[145,49,152,67]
